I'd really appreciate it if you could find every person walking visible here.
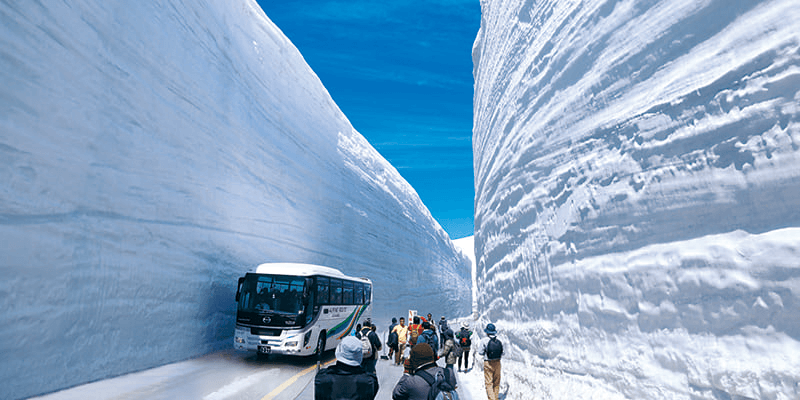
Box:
[437,316,449,349]
[314,335,379,400]
[391,317,409,366]
[439,328,459,376]
[479,323,503,400]
[387,317,399,360]
[358,321,382,374]
[391,343,456,400]
[426,313,437,344]
[455,321,473,372]
[416,321,438,356]
[408,316,424,346]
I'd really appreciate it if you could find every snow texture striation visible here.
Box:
[0,1,470,398]
[473,0,800,398]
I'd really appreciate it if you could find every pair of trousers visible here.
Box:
[457,347,470,370]
[394,342,407,365]
[483,359,501,400]
[362,357,377,374]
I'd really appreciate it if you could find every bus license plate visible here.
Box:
[258,345,271,354]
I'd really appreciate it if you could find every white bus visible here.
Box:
[234,262,373,357]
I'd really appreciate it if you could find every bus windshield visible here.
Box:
[238,274,306,315]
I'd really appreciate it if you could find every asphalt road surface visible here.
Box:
[31,348,474,400]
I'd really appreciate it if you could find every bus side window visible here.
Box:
[330,279,343,305]
[365,284,371,304]
[342,280,354,305]
[316,277,330,305]
[355,283,364,305]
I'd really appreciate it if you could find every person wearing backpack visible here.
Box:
[408,316,423,346]
[416,321,439,356]
[387,318,399,359]
[314,335,379,400]
[439,328,460,376]
[438,316,449,349]
[357,321,382,374]
[391,343,458,400]
[454,322,473,372]
[479,323,503,400]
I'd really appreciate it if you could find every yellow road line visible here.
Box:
[261,359,336,400]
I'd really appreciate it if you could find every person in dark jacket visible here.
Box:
[314,335,379,400]
[357,321,382,374]
[437,316,449,348]
[392,343,456,400]
[387,317,399,359]
[455,321,473,372]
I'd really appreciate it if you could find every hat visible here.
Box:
[335,336,363,367]
[485,323,497,335]
[461,321,470,329]
[441,316,446,320]
[409,343,435,371]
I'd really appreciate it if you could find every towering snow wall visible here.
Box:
[0,1,470,398]
[473,0,800,398]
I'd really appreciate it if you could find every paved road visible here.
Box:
[31,349,474,400]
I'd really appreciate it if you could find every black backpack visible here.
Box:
[417,368,459,400]
[387,330,398,347]
[458,329,471,347]
[485,337,503,360]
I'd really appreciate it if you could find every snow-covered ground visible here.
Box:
[0,1,470,399]
[472,0,800,398]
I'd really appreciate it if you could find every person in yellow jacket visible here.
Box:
[391,317,409,366]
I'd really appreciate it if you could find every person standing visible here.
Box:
[391,317,409,366]
[314,336,379,400]
[455,321,473,372]
[358,321,382,374]
[479,323,503,400]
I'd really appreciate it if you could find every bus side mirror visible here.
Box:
[235,277,245,302]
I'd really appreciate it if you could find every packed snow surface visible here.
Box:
[472,0,800,398]
[0,1,470,398]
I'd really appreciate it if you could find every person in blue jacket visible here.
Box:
[416,321,438,356]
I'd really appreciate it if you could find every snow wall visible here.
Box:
[0,1,471,398]
[473,0,800,398]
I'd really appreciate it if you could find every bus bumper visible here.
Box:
[234,326,314,356]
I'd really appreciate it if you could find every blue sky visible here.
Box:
[257,0,480,239]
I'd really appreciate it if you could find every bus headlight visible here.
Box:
[285,340,299,348]
[235,337,245,344]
